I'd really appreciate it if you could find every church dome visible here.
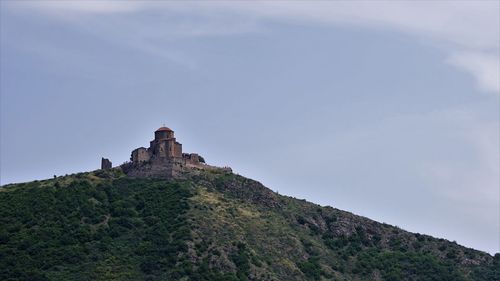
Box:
[156,126,173,132]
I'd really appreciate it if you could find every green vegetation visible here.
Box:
[0,172,192,280]
[0,169,497,280]
[297,257,322,280]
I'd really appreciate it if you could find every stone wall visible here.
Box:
[174,142,182,158]
[183,153,199,165]
[154,130,173,140]
[131,147,150,162]
[121,158,186,179]
[121,156,231,180]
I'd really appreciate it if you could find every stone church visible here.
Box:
[102,126,230,178]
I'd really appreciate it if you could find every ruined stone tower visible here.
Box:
[101,158,112,170]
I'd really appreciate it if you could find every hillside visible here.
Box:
[0,169,498,281]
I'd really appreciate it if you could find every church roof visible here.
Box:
[156,126,173,132]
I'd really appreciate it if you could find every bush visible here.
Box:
[298,257,322,280]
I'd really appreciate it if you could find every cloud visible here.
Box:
[12,1,142,15]
[229,1,500,95]
[447,52,500,94]
[14,1,498,95]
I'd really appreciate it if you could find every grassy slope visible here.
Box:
[188,171,499,281]
[0,169,498,281]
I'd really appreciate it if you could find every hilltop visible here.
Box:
[0,168,498,281]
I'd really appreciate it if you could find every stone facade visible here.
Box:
[119,126,231,178]
[183,153,200,165]
[101,157,112,170]
[131,147,149,162]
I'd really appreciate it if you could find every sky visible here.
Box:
[0,1,499,254]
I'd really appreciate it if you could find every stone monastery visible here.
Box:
[102,126,231,178]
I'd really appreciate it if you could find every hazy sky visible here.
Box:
[1,1,499,254]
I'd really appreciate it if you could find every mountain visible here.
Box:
[0,168,498,281]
